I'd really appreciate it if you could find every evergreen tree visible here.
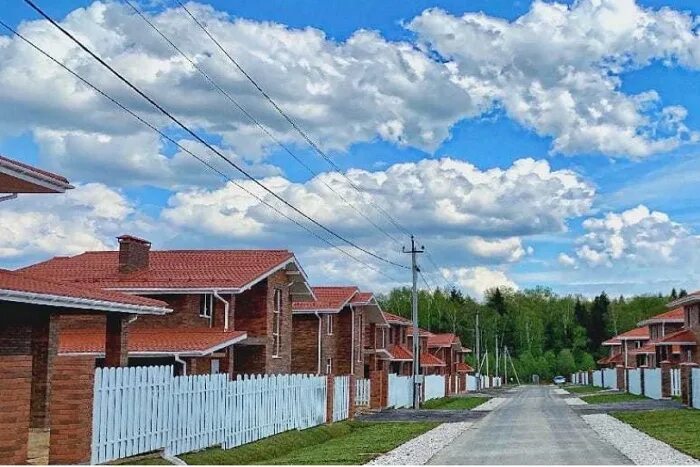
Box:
[588,292,610,354]
[679,289,688,298]
[485,287,507,315]
[670,288,678,300]
[574,298,588,328]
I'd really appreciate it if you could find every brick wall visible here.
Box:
[336,309,353,375]
[234,345,266,375]
[49,356,95,465]
[0,355,32,464]
[31,312,57,429]
[265,271,292,374]
[291,314,320,374]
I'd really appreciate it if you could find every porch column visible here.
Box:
[30,312,57,429]
[660,361,672,399]
[105,313,129,367]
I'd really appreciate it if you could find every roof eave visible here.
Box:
[0,289,170,315]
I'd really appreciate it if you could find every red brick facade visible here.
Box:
[0,355,32,464]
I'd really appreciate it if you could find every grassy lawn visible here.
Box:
[421,396,490,410]
[564,385,607,395]
[613,409,700,460]
[180,421,438,465]
[128,457,172,465]
[581,392,648,404]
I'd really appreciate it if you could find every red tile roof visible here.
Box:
[655,329,698,346]
[293,286,358,312]
[20,250,299,291]
[616,326,650,341]
[386,344,413,361]
[639,307,685,326]
[0,269,169,313]
[427,333,460,348]
[350,292,374,305]
[0,155,73,194]
[383,312,411,325]
[0,155,70,184]
[631,342,656,355]
[60,328,247,355]
[455,362,474,373]
[420,352,446,367]
[597,353,623,365]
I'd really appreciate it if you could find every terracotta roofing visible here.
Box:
[597,353,623,365]
[602,337,621,346]
[0,269,169,314]
[631,342,657,355]
[350,292,374,305]
[383,312,411,325]
[60,328,247,356]
[655,328,698,346]
[616,326,650,341]
[386,344,413,361]
[293,286,358,312]
[420,352,446,367]
[0,154,73,193]
[455,362,474,373]
[638,307,685,326]
[20,249,300,291]
[427,333,460,348]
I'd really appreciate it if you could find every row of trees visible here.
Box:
[378,286,676,382]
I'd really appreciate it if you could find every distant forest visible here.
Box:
[378,286,686,382]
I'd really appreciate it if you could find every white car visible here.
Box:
[553,376,566,385]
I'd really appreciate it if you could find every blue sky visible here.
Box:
[2,0,700,298]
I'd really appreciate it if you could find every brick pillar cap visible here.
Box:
[615,364,624,368]
[660,360,672,364]
[680,362,699,367]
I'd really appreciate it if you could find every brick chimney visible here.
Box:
[117,235,151,274]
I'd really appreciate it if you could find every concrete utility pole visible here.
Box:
[403,235,424,409]
[475,307,481,388]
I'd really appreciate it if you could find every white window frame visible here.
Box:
[327,314,334,335]
[356,314,363,362]
[199,294,213,319]
[380,328,386,348]
[272,289,282,357]
[326,357,332,375]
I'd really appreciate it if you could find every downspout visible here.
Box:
[350,305,355,375]
[175,354,187,376]
[213,290,230,331]
[315,311,322,374]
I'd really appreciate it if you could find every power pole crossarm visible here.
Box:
[403,235,424,410]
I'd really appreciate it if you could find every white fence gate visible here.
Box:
[692,368,700,409]
[628,369,642,395]
[91,366,329,464]
[424,375,446,401]
[603,368,617,389]
[643,368,662,400]
[332,376,350,422]
[593,370,603,387]
[670,368,681,397]
[388,373,413,408]
[467,375,477,391]
[355,378,370,406]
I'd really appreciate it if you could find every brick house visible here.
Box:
[597,326,649,368]
[380,312,447,376]
[292,286,384,378]
[19,235,314,376]
[0,268,170,464]
[657,295,700,364]
[425,332,473,390]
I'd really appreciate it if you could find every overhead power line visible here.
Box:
[22,0,408,270]
[173,0,412,238]
[0,18,400,283]
[123,0,402,247]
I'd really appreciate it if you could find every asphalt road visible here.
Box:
[429,386,631,465]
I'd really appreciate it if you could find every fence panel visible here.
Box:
[332,376,350,422]
[592,370,602,387]
[670,369,681,397]
[467,375,477,391]
[424,375,445,401]
[692,368,700,409]
[355,378,370,406]
[603,368,617,389]
[388,373,412,408]
[643,368,662,400]
[628,369,642,395]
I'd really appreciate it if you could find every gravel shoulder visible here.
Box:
[471,397,507,411]
[582,414,699,465]
[367,422,472,465]
[565,397,588,405]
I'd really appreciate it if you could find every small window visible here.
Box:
[327,314,334,335]
[199,294,213,318]
[326,358,332,375]
[272,289,282,357]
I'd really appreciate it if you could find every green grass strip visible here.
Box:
[564,385,607,394]
[612,409,700,460]
[421,396,490,410]
[581,392,648,404]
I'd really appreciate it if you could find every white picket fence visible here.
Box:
[643,368,662,400]
[592,370,603,387]
[603,368,617,389]
[91,366,330,464]
[693,368,700,409]
[424,375,446,401]
[628,369,642,395]
[670,368,681,397]
[571,372,589,385]
[492,376,502,387]
[333,376,350,422]
[355,378,370,406]
[467,375,477,391]
[481,375,490,389]
[388,373,413,408]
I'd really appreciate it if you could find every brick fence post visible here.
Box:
[49,356,95,465]
[0,355,32,465]
[680,362,698,406]
[660,361,672,399]
[369,369,387,410]
[616,365,625,392]
[640,367,646,396]
[326,374,334,423]
[348,375,356,420]
[588,370,593,386]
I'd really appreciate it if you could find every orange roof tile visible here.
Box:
[427,333,460,348]
[350,292,374,305]
[20,249,299,291]
[616,326,650,341]
[386,344,413,361]
[455,362,474,373]
[655,329,698,346]
[60,328,247,356]
[638,307,685,326]
[293,286,358,312]
[631,342,657,354]
[420,352,446,367]
[0,269,169,314]
[383,312,412,325]
[0,154,73,193]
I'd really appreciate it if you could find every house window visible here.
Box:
[210,359,220,374]
[272,289,282,357]
[199,294,214,318]
[326,358,332,375]
[327,314,334,335]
